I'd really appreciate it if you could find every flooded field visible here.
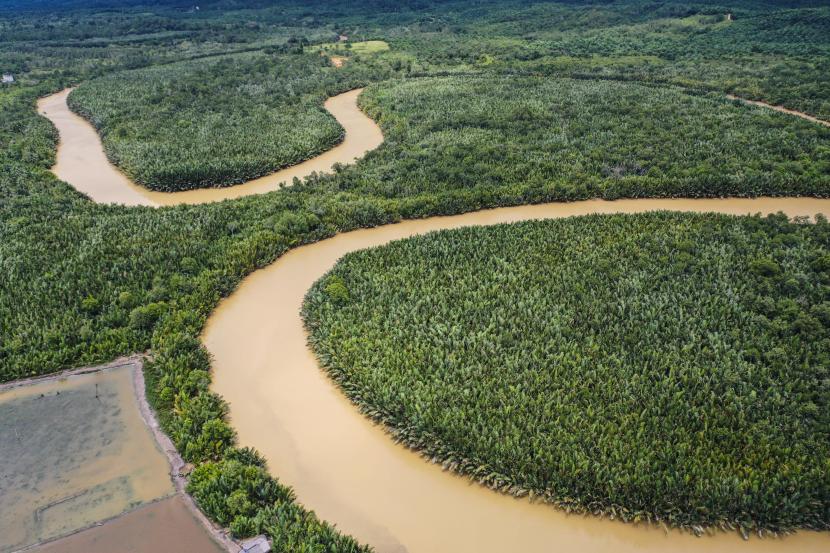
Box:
[0,364,173,552]
[206,197,830,553]
[33,496,225,553]
[37,88,383,207]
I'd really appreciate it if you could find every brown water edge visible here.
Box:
[726,94,830,127]
[31,496,225,553]
[0,361,173,552]
[205,197,830,553]
[131,357,240,553]
[36,88,383,207]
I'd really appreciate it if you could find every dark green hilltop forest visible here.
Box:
[0,0,828,548]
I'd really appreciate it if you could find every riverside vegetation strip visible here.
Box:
[1,0,829,550]
[302,212,830,536]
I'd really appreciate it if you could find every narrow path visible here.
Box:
[205,197,830,553]
[726,95,830,127]
[37,88,383,207]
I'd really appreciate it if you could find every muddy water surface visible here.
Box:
[33,496,224,553]
[0,366,173,552]
[37,88,382,206]
[205,198,830,553]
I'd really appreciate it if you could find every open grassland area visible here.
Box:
[68,51,386,191]
[303,212,830,535]
[352,75,830,200]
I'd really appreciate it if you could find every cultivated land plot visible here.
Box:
[0,366,173,552]
[33,496,225,553]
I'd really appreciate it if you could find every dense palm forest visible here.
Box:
[356,76,829,199]
[70,69,830,194]
[68,51,392,190]
[303,212,830,534]
[1,0,829,548]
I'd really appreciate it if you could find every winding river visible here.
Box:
[205,199,830,553]
[37,88,383,206]
[39,87,830,551]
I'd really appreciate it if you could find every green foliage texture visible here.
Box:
[2,0,830,548]
[304,212,830,534]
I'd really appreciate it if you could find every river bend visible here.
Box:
[38,81,830,552]
[37,88,382,206]
[205,197,830,553]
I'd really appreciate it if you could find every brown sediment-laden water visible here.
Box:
[205,198,830,553]
[31,496,225,553]
[0,365,173,552]
[35,79,830,552]
[37,88,383,206]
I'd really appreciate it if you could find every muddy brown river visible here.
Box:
[37,88,383,206]
[37,84,830,551]
[205,198,830,553]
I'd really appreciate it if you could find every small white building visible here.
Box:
[2,74,13,84]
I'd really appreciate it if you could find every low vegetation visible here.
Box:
[313,39,391,55]
[304,212,830,535]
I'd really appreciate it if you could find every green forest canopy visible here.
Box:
[1,0,829,548]
[304,212,830,534]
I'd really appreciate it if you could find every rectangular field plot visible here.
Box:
[33,496,225,553]
[0,365,173,552]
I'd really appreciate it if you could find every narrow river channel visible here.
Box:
[37,88,382,206]
[204,198,830,553]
